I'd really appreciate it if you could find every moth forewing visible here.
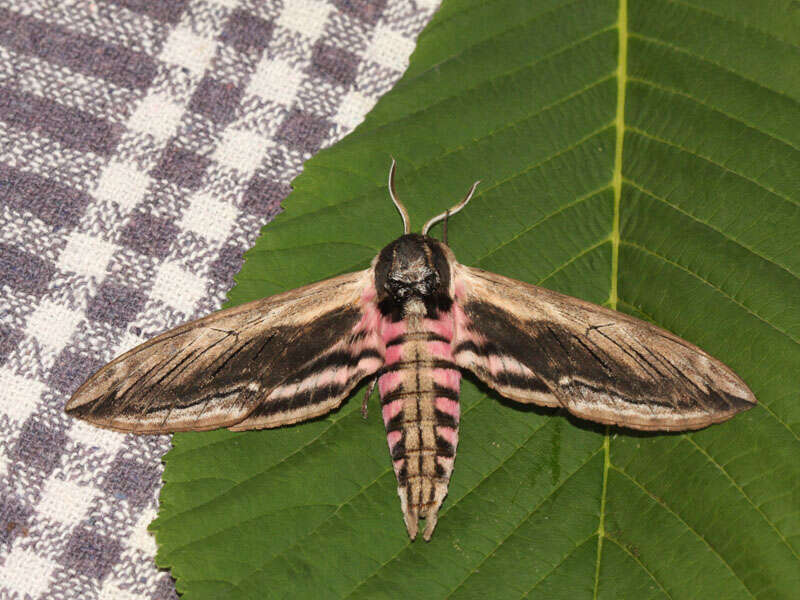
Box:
[452,264,756,431]
[66,164,757,541]
[66,269,384,434]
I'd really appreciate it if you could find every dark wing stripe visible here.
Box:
[249,373,365,418]
[285,348,383,384]
[455,340,552,395]
[493,372,551,394]
[209,337,259,378]
[142,386,245,414]
[571,335,613,375]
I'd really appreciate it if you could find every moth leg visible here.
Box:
[362,377,376,420]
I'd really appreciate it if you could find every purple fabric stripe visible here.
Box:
[0,162,90,227]
[0,7,157,90]
[333,0,388,25]
[150,145,211,190]
[0,326,23,367]
[104,0,189,25]
[0,243,55,296]
[220,10,275,53]
[0,86,121,155]
[189,77,244,125]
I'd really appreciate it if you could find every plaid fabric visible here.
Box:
[0,1,438,597]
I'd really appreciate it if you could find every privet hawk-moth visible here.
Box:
[66,161,756,541]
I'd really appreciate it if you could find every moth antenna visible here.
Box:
[389,158,410,235]
[421,180,480,237]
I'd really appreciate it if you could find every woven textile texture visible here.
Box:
[0,0,438,597]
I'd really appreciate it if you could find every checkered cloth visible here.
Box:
[0,1,438,597]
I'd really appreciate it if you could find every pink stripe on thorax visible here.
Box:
[380,319,406,344]
[423,316,453,340]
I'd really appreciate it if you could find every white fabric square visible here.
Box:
[59,232,117,280]
[247,57,304,106]
[159,26,217,75]
[94,161,151,210]
[38,477,96,523]
[180,191,239,241]
[150,261,206,314]
[0,370,46,424]
[366,25,416,72]
[128,92,185,142]
[25,300,82,354]
[415,0,441,11]
[213,128,271,174]
[0,548,55,598]
[278,0,330,39]
[68,419,127,455]
[100,579,146,600]
[128,507,159,555]
[334,89,376,131]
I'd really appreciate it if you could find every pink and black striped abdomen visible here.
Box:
[378,310,461,541]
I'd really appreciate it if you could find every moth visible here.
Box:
[67,160,756,541]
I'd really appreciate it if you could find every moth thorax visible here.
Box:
[403,297,427,317]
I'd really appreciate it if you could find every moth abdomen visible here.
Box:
[378,305,461,541]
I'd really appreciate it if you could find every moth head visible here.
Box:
[374,159,479,318]
[381,235,443,299]
[375,234,453,317]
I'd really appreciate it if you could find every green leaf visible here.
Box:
[152,0,800,597]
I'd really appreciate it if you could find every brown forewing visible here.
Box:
[66,269,380,433]
[453,264,756,431]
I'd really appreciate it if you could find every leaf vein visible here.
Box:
[625,177,799,280]
[444,447,604,599]
[604,535,674,599]
[665,0,800,51]
[612,464,757,599]
[683,435,800,561]
[626,126,799,209]
[620,240,799,346]
[628,31,800,108]
[627,76,800,153]
[474,185,611,266]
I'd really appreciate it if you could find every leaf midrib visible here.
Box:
[594,0,627,595]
